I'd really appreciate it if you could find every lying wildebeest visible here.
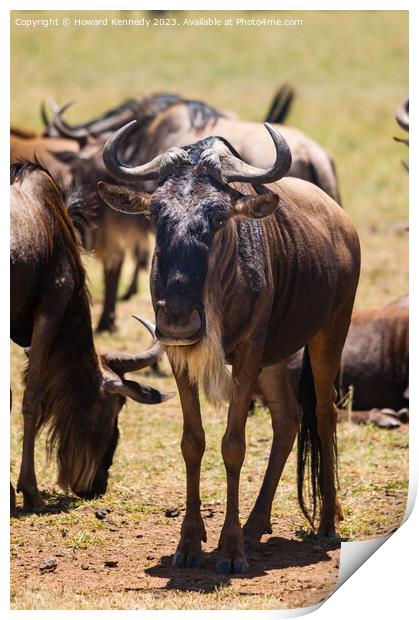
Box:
[285,296,408,425]
[10,162,172,512]
[98,121,360,574]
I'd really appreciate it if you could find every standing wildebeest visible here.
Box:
[10,162,172,512]
[45,86,332,331]
[286,296,408,423]
[98,120,360,574]
[140,100,341,203]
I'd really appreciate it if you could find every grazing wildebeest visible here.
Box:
[10,162,172,512]
[285,296,408,426]
[98,121,360,574]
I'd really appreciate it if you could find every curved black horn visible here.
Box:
[104,315,163,376]
[51,101,89,140]
[202,123,292,185]
[395,99,409,132]
[102,121,191,182]
[40,102,50,127]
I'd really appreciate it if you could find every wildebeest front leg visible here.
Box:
[172,370,207,569]
[243,362,301,548]
[217,344,263,575]
[17,293,70,512]
[96,257,123,333]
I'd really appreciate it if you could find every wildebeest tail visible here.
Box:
[297,346,323,529]
[264,83,295,124]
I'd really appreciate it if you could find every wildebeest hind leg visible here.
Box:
[120,252,142,301]
[308,300,354,537]
[172,370,207,569]
[243,362,301,548]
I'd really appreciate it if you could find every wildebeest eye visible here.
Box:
[212,213,226,229]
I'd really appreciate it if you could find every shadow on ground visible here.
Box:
[11,489,82,519]
[145,536,340,593]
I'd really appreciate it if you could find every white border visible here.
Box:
[3,2,416,618]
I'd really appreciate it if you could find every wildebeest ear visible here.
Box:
[97,181,151,215]
[103,376,174,405]
[233,193,279,219]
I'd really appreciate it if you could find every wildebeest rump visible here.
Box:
[10,129,80,185]
[99,121,360,574]
[10,162,173,512]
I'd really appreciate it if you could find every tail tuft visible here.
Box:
[297,346,323,529]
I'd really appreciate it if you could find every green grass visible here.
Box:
[10,9,408,610]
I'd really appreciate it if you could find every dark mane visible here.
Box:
[184,99,224,130]
[132,92,183,123]
[32,289,110,492]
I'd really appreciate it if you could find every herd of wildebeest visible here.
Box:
[10,87,409,575]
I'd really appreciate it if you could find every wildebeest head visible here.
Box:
[98,121,291,346]
[69,317,174,499]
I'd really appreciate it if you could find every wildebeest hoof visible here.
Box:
[216,556,249,575]
[21,492,45,514]
[119,287,137,302]
[217,525,248,574]
[96,320,117,334]
[172,551,202,569]
[244,538,253,552]
[317,523,336,539]
[172,517,206,569]
[242,512,272,547]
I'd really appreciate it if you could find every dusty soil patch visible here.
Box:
[11,502,339,610]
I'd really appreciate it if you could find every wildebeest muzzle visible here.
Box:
[155,302,205,346]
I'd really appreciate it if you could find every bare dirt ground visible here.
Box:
[10,500,340,610]
[10,273,408,610]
